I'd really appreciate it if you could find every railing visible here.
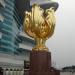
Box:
[0,67,25,75]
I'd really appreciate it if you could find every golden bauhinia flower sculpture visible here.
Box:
[23,4,56,51]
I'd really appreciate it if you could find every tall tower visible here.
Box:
[0,0,35,68]
[0,0,5,41]
[0,0,16,53]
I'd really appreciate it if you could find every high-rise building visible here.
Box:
[0,0,16,53]
[0,0,35,68]
[0,0,5,48]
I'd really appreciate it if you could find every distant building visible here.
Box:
[0,0,35,68]
[62,66,75,72]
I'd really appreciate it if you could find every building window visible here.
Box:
[0,32,2,39]
[0,0,5,8]
[0,14,4,22]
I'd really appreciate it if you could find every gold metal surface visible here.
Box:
[23,4,56,51]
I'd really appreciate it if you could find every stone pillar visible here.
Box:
[29,51,60,75]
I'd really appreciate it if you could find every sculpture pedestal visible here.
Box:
[29,51,60,75]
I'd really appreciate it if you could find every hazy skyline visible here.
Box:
[46,0,75,69]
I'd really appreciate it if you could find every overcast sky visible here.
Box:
[46,0,75,69]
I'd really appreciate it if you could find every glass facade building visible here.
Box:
[0,0,35,67]
[0,0,16,53]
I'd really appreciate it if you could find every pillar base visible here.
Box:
[29,51,60,75]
